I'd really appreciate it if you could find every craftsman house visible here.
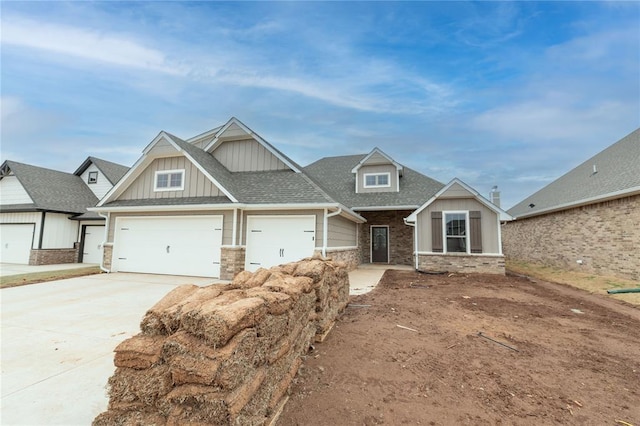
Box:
[503,128,640,281]
[0,157,128,265]
[92,117,511,279]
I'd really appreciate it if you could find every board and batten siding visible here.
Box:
[213,139,289,172]
[327,215,358,247]
[0,212,41,248]
[118,157,223,200]
[0,175,33,204]
[41,213,79,249]
[107,210,234,246]
[240,210,324,248]
[80,163,113,199]
[357,164,398,193]
[416,198,500,254]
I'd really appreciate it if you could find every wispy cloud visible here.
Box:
[1,18,186,75]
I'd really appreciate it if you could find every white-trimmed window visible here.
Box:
[443,211,469,253]
[364,172,390,188]
[88,171,98,184]
[154,169,185,191]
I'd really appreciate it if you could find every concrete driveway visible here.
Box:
[0,264,399,425]
[0,263,97,278]
[1,272,218,425]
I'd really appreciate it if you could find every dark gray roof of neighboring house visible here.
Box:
[1,160,99,214]
[74,156,129,185]
[508,128,640,219]
[304,154,445,209]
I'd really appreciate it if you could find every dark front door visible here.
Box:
[371,226,389,263]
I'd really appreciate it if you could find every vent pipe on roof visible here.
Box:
[490,185,501,208]
[592,164,598,175]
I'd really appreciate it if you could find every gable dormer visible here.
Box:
[351,148,404,193]
[204,118,299,173]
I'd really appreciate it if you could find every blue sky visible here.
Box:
[1,1,638,209]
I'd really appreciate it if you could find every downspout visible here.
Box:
[38,211,46,249]
[497,216,503,255]
[403,217,418,270]
[322,208,342,257]
[98,212,110,273]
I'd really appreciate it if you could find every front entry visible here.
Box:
[371,226,389,263]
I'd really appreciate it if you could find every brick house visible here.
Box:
[503,128,640,281]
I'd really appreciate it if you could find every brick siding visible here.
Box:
[29,248,79,265]
[502,194,639,281]
[323,248,361,270]
[358,210,414,265]
[220,246,246,280]
[417,253,505,275]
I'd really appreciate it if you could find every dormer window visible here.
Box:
[364,173,390,188]
[88,171,98,184]
[154,169,184,191]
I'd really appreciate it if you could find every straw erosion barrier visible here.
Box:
[93,255,350,426]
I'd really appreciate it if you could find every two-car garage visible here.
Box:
[110,214,317,278]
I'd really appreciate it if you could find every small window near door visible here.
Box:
[154,169,185,191]
[444,212,467,253]
[88,171,98,184]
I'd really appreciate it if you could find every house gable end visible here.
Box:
[351,148,403,194]
[0,173,34,205]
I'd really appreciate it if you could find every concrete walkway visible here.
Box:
[0,264,413,425]
[0,263,97,278]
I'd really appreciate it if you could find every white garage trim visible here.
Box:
[245,215,316,272]
[112,215,223,278]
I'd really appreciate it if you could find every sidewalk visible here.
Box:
[0,263,98,278]
[348,264,413,295]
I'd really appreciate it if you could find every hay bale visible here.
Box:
[214,329,264,390]
[114,335,166,370]
[93,409,166,426]
[262,276,313,300]
[169,354,220,386]
[293,259,327,283]
[225,367,267,420]
[140,285,200,335]
[107,365,172,408]
[162,330,218,361]
[244,268,272,288]
[164,385,227,424]
[245,288,292,315]
[181,297,267,347]
[141,285,228,335]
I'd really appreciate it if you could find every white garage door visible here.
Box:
[81,225,104,264]
[113,216,223,278]
[245,215,316,272]
[0,224,35,264]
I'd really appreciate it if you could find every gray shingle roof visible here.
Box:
[304,154,445,209]
[103,196,233,207]
[89,157,129,185]
[508,128,640,219]
[1,160,99,214]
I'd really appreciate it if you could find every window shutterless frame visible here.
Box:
[88,171,98,184]
[154,169,185,191]
[363,172,391,188]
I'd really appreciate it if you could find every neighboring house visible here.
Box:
[0,157,129,265]
[503,128,640,281]
[92,117,511,279]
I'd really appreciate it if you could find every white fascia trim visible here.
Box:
[204,117,301,173]
[186,125,223,144]
[325,246,359,252]
[89,204,240,213]
[353,205,419,212]
[406,178,513,222]
[350,147,403,173]
[512,186,640,220]
[97,155,150,207]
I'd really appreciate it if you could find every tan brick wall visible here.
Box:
[102,244,113,270]
[358,210,414,265]
[502,194,639,281]
[323,248,360,270]
[220,246,246,280]
[417,253,505,275]
[29,248,79,265]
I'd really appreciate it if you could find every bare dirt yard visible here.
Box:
[278,270,640,426]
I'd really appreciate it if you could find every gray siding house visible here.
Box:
[0,157,128,265]
[503,128,640,281]
[93,117,511,279]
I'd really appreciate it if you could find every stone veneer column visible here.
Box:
[220,246,246,280]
